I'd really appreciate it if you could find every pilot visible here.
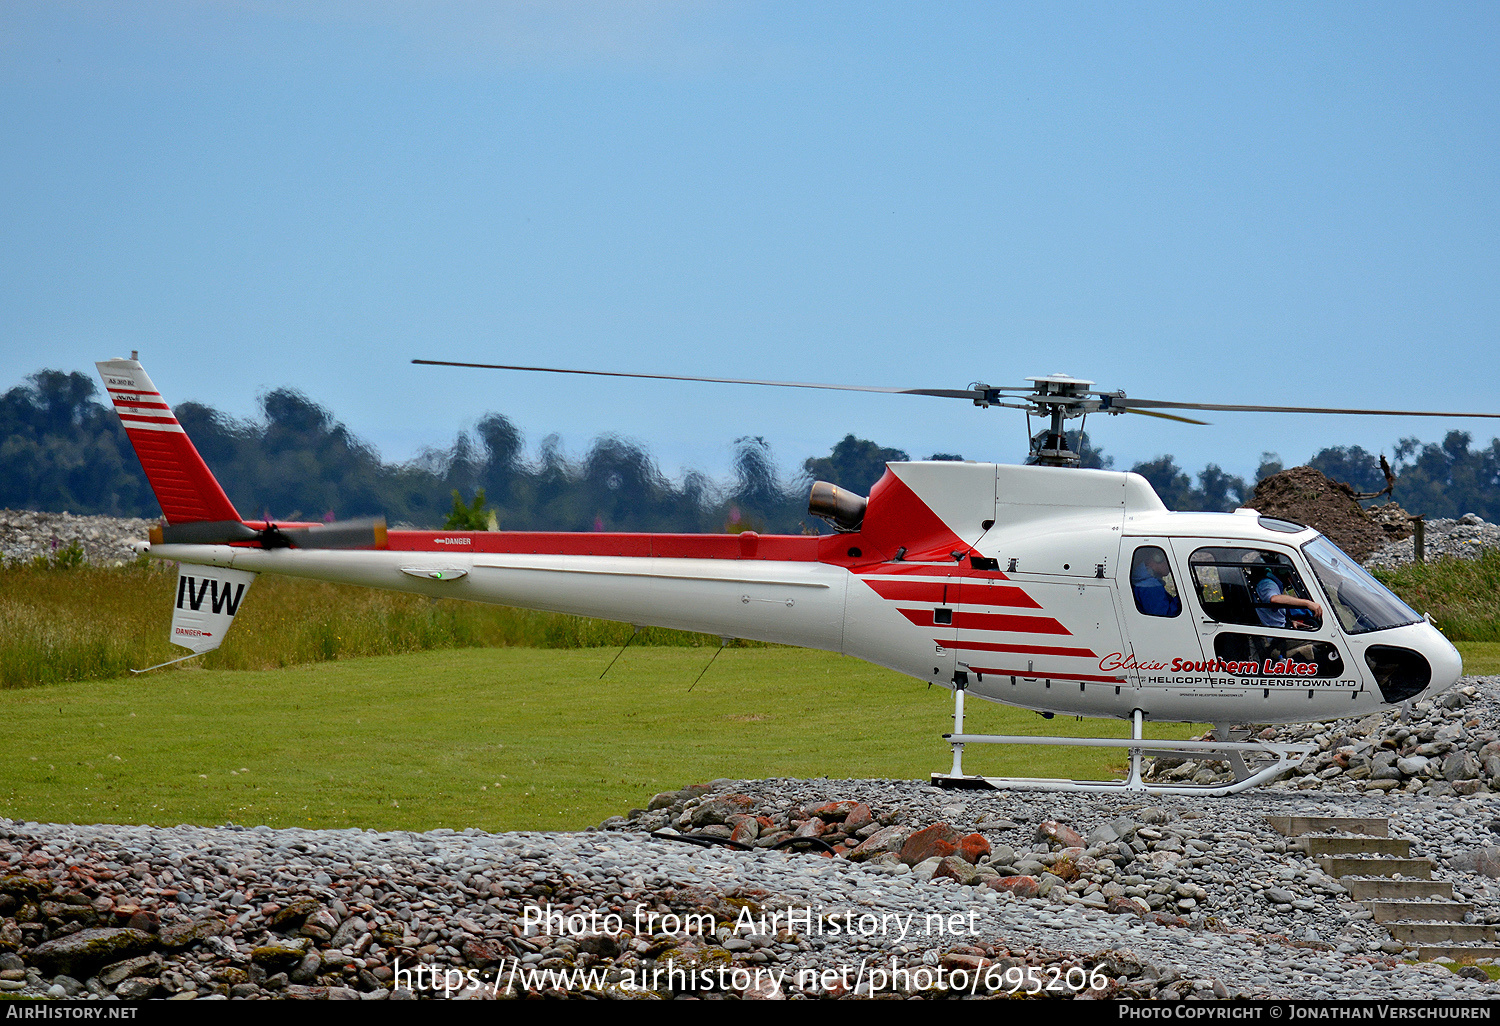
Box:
[1250,555,1323,630]
[1130,547,1181,617]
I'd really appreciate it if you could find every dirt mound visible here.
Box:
[1250,466,1412,562]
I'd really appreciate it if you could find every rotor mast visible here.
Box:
[1023,374,1112,468]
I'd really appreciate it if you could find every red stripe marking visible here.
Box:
[860,563,962,577]
[943,639,1099,658]
[857,562,1011,580]
[959,585,1041,609]
[114,399,172,410]
[864,578,1041,609]
[969,665,1126,684]
[953,610,1072,635]
[864,580,949,603]
[900,608,1072,635]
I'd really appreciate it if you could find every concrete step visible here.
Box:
[1367,900,1473,923]
[1266,815,1388,838]
[1319,856,1432,879]
[1418,945,1500,963]
[1388,923,1498,944]
[1292,836,1411,857]
[1342,878,1453,900]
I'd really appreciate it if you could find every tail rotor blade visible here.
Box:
[281,517,388,550]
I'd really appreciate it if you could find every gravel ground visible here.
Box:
[6,681,1500,1001]
[1365,514,1500,571]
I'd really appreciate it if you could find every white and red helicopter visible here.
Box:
[98,353,1495,796]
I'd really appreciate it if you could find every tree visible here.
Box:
[1308,445,1386,493]
[1130,456,1194,509]
[1255,452,1283,483]
[803,435,910,495]
[0,371,152,515]
[444,489,494,531]
[1392,431,1500,521]
[1193,464,1247,512]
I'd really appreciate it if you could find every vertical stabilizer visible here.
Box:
[96,356,241,525]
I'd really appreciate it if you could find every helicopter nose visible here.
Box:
[1422,630,1464,699]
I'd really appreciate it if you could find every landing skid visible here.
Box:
[932,687,1315,796]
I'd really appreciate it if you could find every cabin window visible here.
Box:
[1212,633,1344,678]
[1129,546,1181,618]
[1188,547,1321,629]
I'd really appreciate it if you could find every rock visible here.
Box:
[1444,752,1482,782]
[898,824,960,866]
[158,917,225,949]
[803,801,860,821]
[1479,742,1500,779]
[1450,846,1500,878]
[956,833,990,865]
[269,899,321,932]
[252,938,311,971]
[1036,821,1084,849]
[98,954,163,987]
[690,795,757,827]
[1397,757,1431,777]
[843,804,875,831]
[30,928,155,979]
[115,977,158,1000]
[984,876,1041,898]
[931,856,980,886]
[288,951,321,984]
[846,825,911,861]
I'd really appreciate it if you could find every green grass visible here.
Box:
[0,647,1201,833]
[1373,550,1500,643]
[0,562,752,688]
[1455,642,1500,676]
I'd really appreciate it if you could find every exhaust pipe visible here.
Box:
[808,481,867,532]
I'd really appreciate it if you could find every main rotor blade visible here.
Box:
[1123,407,1211,426]
[1119,398,1500,419]
[413,360,993,399]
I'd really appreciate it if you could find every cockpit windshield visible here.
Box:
[1301,535,1422,635]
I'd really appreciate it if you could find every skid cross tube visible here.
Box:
[936,699,1314,796]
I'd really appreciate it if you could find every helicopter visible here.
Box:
[97,353,1496,796]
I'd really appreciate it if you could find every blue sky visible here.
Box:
[3,2,1497,490]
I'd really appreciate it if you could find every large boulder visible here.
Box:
[898,824,961,866]
[30,928,155,978]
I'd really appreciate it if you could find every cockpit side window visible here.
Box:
[1129,545,1181,618]
[1188,547,1320,629]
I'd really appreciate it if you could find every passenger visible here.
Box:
[1131,547,1181,617]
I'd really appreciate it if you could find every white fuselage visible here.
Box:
[151,461,1462,726]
